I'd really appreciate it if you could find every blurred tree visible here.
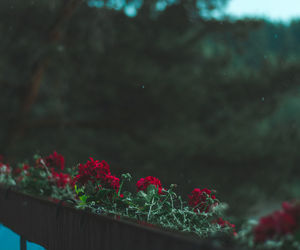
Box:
[1,0,300,216]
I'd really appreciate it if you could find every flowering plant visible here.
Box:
[188,188,217,213]
[0,156,15,186]
[136,176,165,194]
[74,169,235,238]
[11,152,74,200]
[0,152,236,240]
[73,158,122,207]
[237,201,300,250]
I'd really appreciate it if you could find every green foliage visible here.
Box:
[76,177,233,238]
[13,156,74,200]
[0,169,16,186]
[1,152,235,239]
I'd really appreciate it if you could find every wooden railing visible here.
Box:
[0,186,238,250]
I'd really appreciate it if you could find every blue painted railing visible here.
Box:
[0,224,44,250]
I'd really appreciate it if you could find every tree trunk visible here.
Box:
[1,0,83,156]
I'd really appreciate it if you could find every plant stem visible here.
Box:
[147,197,155,221]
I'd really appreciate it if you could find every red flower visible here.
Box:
[74,158,121,195]
[23,164,31,176]
[254,210,297,243]
[0,162,11,175]
[74,158,111,185]
[45,151,65,171]
[0,156,10,175]
[215,217,235,229]
[23,164,30,171]
[50,170,72,188]
[13,164,31,176]
[103,174,120,192]
[188,188,216,213]
[136,176,164,194]
[282,201,300,219]
[214,217,237,236]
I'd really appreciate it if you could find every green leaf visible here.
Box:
[137,190,148,200]
[79,195,87,203]
[33,154,41,160]
[146,184,158,196]
[122,191,132,199]
[121,173,132,181]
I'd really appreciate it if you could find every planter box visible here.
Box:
[0,186,230,250]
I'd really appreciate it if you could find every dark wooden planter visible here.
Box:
[0,186,235,250]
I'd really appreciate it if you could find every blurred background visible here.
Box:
[1,0,300,222]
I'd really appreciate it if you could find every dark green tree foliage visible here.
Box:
[1,0,300,215]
